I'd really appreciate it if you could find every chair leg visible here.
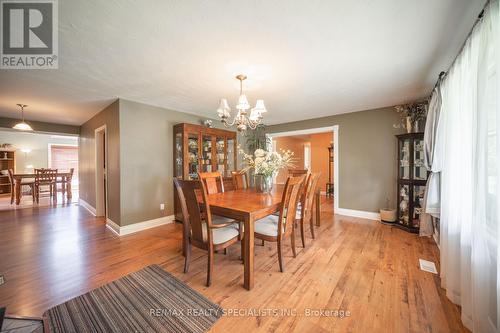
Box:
[10,186,14,204]
[300,219,306,248]
[291,230,297,258]
[261,239,265,246]
[31,185,35,201]
[224,248,228,255]
[183,242,191,273]
[240,239,245,263]
[277,239,284,272]
[310,217,315,239]
[207,247,214,287]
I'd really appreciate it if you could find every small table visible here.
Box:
[13,172,72,205]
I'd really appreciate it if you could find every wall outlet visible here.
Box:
[160,203,165,210]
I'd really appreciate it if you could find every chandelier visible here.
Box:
[216,74,267,132]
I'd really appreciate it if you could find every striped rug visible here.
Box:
[44,265,223,332]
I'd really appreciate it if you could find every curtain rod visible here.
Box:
[433,0,490,91]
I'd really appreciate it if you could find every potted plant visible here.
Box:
[239,148,294,193]
[380,198,397,224]
[394,102,427,133]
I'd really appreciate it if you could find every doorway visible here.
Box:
[95,125,107,217]
[267,126,339,211]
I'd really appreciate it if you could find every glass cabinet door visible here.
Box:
[412,185,425,228]
[175,132,183,179]
[187,133,199,179]
[216,137,225,175]
[399,139,410,179]
[398,184,410,226]
[413,138,427,180]
[227,138,235,174]
[201,135,213,172]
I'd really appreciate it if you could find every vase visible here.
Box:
[254,174,273,193]
[405,116,412,133]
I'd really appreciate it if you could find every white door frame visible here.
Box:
[266,125,339,211]
[95,125,108,218]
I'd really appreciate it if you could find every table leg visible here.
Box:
[66,177,72,200]
[243,214,254,290]
[15,180,21,205]
[315,191,321,227]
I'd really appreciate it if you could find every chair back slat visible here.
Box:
[302,172,321,222]
[278,175,305,235]
[231,170,249,190]
[7,169,14,186]
[198,172,224,194]
[35,168,57,182]
[288,169,308,177]
[173,179,208,245]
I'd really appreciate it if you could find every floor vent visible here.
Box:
[419,259,438,274]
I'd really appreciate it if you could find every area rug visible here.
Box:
[44,265,223,333]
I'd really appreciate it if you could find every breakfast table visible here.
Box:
[12,172,73,205]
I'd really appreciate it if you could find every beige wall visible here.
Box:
[79,100,121,224]
[274,136,306,184]
[118,99,231,226]
[0,117,79,135]
[267,107,402,213]
[309,132,332,193]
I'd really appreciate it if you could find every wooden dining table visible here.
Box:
[207,186,284,290]
[13,172,73,205]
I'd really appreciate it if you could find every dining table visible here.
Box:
[13,172,73,205]
[205,185,321,290]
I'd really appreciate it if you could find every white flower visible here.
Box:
[254,149,266,158]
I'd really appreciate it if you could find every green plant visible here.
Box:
[244,124,271,151]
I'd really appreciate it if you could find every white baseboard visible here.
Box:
[79,198,96,216]
[336,208,380,221]
[106,215,175,236]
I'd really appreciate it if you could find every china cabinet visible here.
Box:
[173,123,237,221]
[396,133,428,233]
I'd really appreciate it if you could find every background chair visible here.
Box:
[254,175,305,272]
[198,171,224,194]
[173,178,242,286]
[7,169,34,204]
[288,169,308,177]
[34,169,57,203]
[231,170,249,190]
[55,168,74,198]
[297,172,321,247]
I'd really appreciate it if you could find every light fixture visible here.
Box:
[13,104,33,131]
[217,75,267,132]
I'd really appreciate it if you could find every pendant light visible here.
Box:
[13,104,33,131]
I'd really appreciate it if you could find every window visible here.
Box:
[48,144,78,189]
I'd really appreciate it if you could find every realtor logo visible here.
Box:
[1,0,58,69]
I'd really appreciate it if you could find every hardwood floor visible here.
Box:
[0,197,467,332]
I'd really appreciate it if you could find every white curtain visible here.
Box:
[436,0,500,332]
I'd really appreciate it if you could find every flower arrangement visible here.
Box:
[394,101,427,133]
[239,148,295,177]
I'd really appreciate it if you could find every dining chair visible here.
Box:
[7,169,34,204]
[297,172,321,247]
[231,170,249,190]
[55,168,74,197]
[254,175,305,272]
[288,169,308,176]
[198,171,224,194]
[34,168,57,203]
[173,178,243,286]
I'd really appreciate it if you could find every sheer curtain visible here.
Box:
[436,0,499,331]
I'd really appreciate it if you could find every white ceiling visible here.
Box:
[0,0,485,126]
